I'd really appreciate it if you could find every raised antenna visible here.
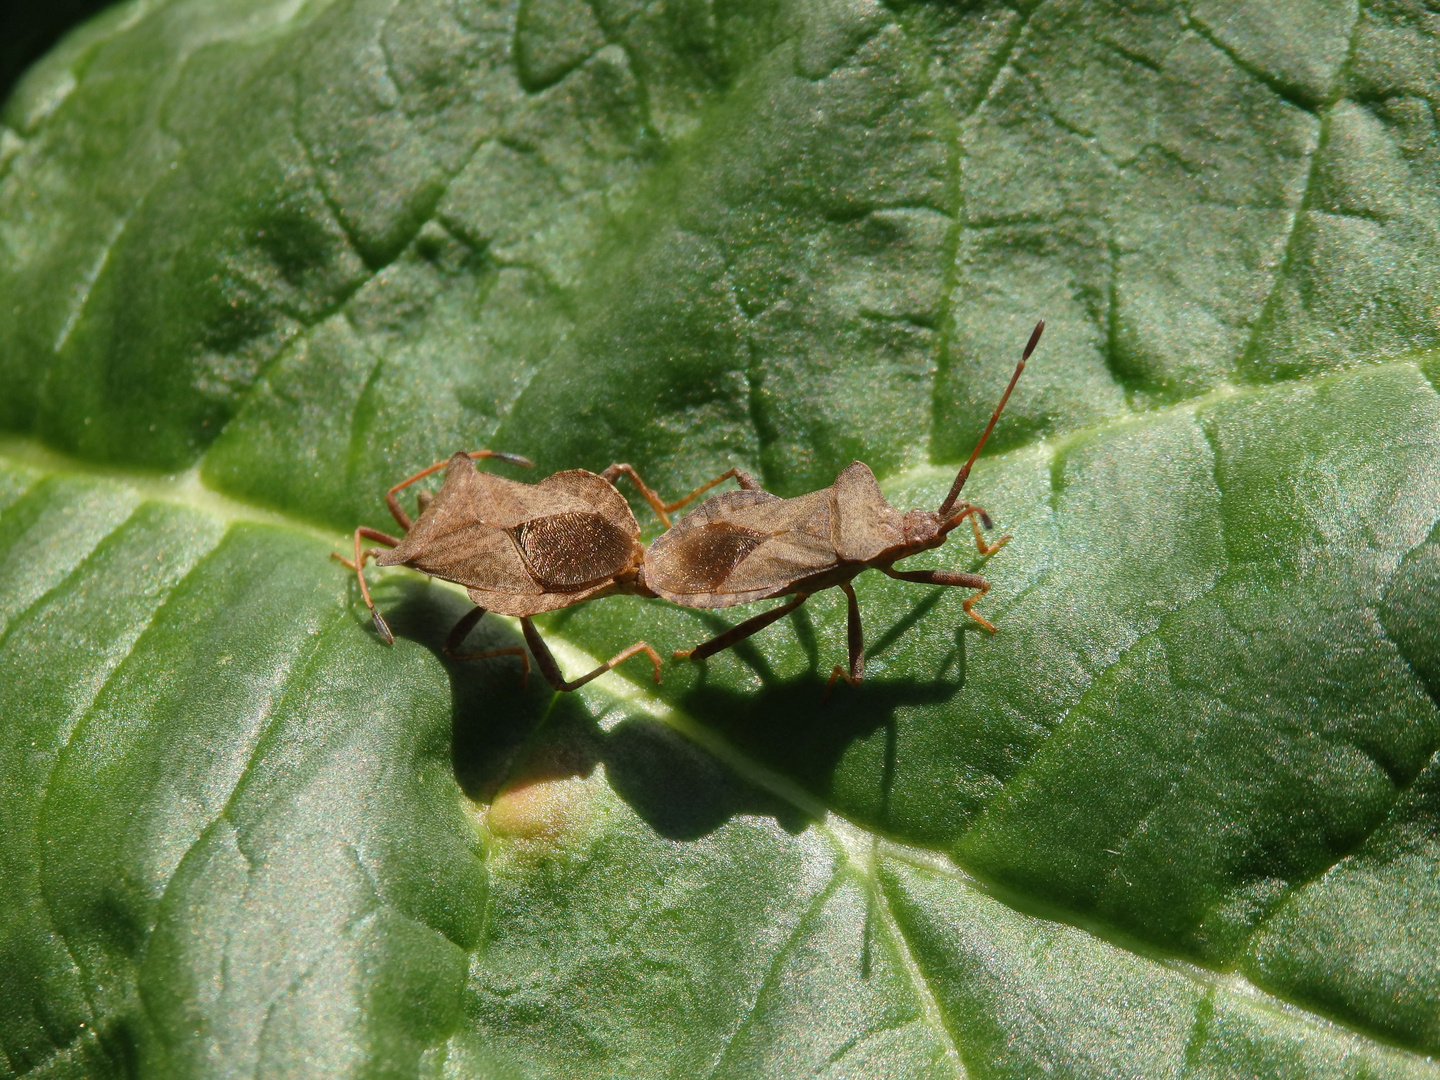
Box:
[938,320,1044,517]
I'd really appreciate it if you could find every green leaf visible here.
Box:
[3,0,1440,1076]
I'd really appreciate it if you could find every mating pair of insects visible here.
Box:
[335,322,1045,695]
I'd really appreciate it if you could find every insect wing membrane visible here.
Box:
[516,511,636,589]
[646,490,774,599]
[512,469,643,590]
[533,470,641,536]
[647,489,836,606]
[647,520,768,594]
[721,489,835,594]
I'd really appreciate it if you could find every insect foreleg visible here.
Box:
[883,567,998,633]
[521,617,662,692]
[673,593,810,663]
[330,527,404,644]
[443,606,530,686]
[946,506,1011,556]
[824,581,866,702]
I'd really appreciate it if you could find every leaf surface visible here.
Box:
[3,0,1440,1076]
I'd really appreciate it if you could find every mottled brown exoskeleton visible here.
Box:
[646,321,1044,697]
[333,451,749,692]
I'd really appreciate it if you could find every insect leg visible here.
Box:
[948,506,1010,556]
[600,464,675,528]
[330,527,404,644]
[384,449,533,530]
[824,581,866,702]
[673,593,810,662]
[883,567,998,633]
[520,617,661,692]
[659,466,764,511]
[443,606,530,686]
[601,464,763,529]
[443,605,485,651]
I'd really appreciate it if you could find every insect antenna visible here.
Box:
[937,320,1044,517]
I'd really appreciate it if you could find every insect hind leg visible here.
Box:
[331,527,404,644]
[522,617,662,693]
[444,606,530,687]
[674,593,809,663]
[601,464,763,530]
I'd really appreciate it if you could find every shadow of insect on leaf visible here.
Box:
[368,563,976,841]
[676,671,961,831]
[548,708,814,841]
[669,587,973,829]
[375,579,812,839]
[372,582,552,802]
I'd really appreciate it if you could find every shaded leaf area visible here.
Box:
[4,0,1440,525]
[0,445,1434,1078]
[551,358,1440,1049]
[0,0,116,103]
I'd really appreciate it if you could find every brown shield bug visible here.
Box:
[334,451,748,692]
[645,321,1043,696]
